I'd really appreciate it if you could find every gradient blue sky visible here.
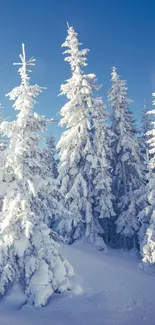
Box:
[0,0,155,140]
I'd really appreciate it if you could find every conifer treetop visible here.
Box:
[111,66,117,80]
[14,43,35,87]
[62,24,89,74]
[109,66,132,105]
[5,44,44,113]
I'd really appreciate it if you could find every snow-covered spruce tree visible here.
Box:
[137,101,152,247]
[140,93,155,266]
[57,25,112,249]
[0,44,73,308]
[108,66,145,249]
[92,97,115,245]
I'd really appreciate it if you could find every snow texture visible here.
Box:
[0,243,155,325]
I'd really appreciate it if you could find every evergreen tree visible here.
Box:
[57,25,109,249]
[0,44,73,308]
[140,93,155,266]
[108,66,145,249]
[137,101,151,248]
[92,97,115,245]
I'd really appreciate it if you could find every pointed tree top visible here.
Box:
[111,66,117,80]
[13,44,36,86]
[62,25,88,74]
[14,44,35,68]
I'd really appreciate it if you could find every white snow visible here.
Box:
[56,25,112,248]
[0,242,155,325]
[0,44,73,307]
[14,235,29,257]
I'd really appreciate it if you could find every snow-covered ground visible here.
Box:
[0,242,155,325]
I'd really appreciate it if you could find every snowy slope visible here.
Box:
[0,243,155,325]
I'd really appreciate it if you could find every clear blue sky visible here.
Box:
[0,0,155,140]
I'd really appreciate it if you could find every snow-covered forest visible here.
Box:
[0,23,155,323]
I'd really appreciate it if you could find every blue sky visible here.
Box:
[0,0,155,140]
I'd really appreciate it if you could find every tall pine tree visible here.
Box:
[137,101,151,247]
[140,93,155,266]
[0,44,73,307]
[57,25,113,249]
[92,97,115,245]
[108,66,145,249]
